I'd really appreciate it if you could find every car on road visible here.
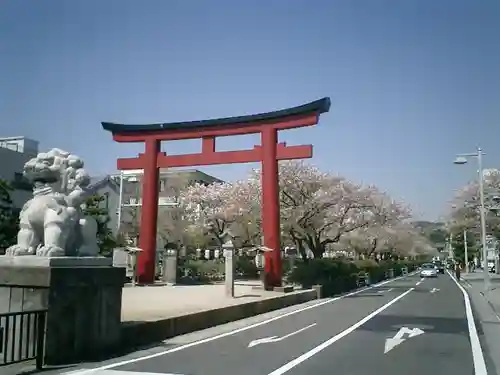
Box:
[432,260,445,274]
[420,263,438,278]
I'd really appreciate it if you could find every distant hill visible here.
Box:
[413,220,445,231]
[412,221,447,249]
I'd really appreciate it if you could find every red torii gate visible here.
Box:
[102,97,330,288]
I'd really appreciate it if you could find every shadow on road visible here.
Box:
[15,341,179,375]
[346,286,432,298]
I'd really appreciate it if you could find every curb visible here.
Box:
[120,289,318,349]
[119,271,418,351]
[461,276,500,322]
[65,271,418,374]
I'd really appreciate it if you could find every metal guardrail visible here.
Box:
[0,309,47,369]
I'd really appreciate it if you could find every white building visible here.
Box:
[483,168,499,178]
[89,169,223,242]
[486,235,498,261]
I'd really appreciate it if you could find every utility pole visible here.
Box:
[449,232,454,260]
[464,230,469,273]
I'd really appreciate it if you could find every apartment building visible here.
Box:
[0,136,39,208]
[89,169,223,247]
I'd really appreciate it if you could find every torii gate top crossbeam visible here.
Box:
[101,97,331,142]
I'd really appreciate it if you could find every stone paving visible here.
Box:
[121,279,298,322]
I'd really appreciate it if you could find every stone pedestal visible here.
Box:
[161,249,178,285]
[0,256,125,365]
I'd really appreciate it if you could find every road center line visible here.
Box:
[447,271,488,375]
[266,288,414,375]
[69,272,417,374]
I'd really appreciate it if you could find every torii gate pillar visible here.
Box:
[261,128,281,286]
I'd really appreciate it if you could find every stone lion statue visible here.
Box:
[5,148,99,257]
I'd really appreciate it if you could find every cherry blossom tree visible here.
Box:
[380,224,435,257]
[341,190,412,257]
[179,181,259,246]
[180,161,421,260]
[247,161,391,260]
[448,170,500,239]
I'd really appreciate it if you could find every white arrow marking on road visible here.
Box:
[430,288,440,293]
[384,326,425,354]
[377,288,393,294]
[248,323,317,348]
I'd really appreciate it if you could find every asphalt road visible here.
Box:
[70,273,488,375]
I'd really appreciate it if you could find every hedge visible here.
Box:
[288,258,422,297]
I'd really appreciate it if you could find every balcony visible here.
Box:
[122,196,179,207]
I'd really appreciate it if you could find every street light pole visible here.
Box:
[454,147,490,292]
[464,230,468,274]
[477,148,489,291]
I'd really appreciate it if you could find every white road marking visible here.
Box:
[66,272,417,374]
[416,278,425,286]
[448,270,488,375]
[248,323,317,347]
[377,288,393,294]
[266,288,414,375]
[430,288,440,294]
[69,371,183,375]
[384,327,424,354]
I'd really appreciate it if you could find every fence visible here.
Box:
[0,309,47,369]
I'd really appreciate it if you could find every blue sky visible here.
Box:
[1,0,499,220]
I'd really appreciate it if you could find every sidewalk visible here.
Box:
[463,271,500,320]
[121,279,298,322]
[462,271,500,374]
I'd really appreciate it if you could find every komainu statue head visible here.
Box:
[23,148,91,197]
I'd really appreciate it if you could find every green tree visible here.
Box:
[452,230,477,264]
[0,179,19,251]
[83,194,122,257]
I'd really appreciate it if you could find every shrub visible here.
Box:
[180,259,225,283]
[289,259,358,297]
[289,258,420,297]
[236,256,259,279]
[354,259,387,283]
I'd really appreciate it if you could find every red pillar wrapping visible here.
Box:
[261,127,282,289]
[137,139,160,283]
